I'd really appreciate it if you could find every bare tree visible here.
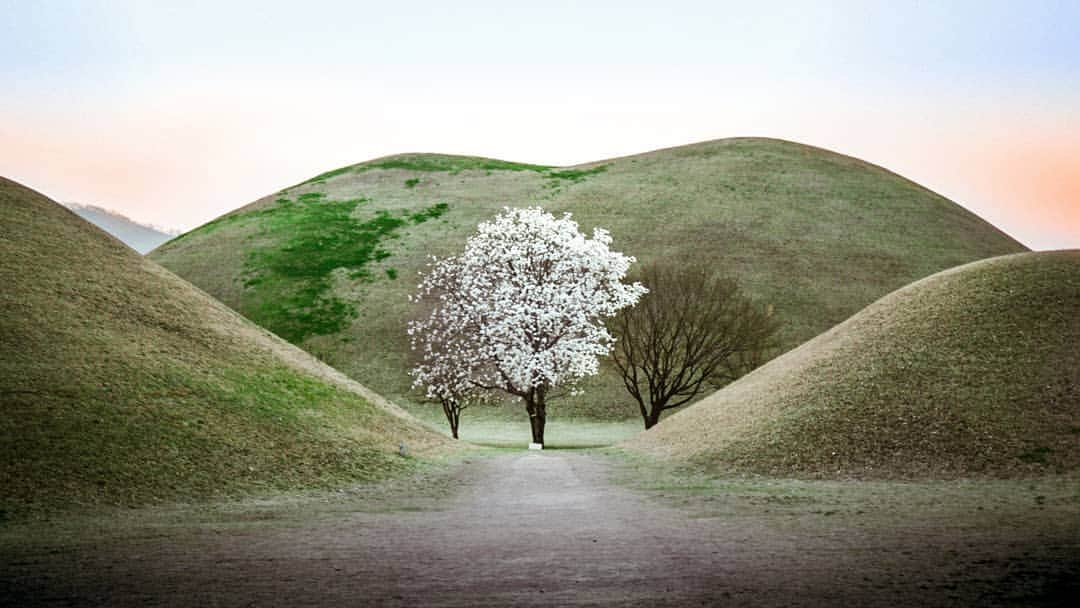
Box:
[611,262,781,429]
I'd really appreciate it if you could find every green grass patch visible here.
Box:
[543,165,609,183]
[242,196,451,343]
[409,201,449,224]
[404,178,420,189]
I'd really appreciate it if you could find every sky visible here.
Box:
[2,0,1078,250]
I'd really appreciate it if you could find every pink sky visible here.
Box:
[2,2,1077,250]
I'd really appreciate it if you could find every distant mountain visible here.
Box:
[65,203,177,254]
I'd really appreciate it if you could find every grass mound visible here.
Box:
[151,138,1025,422]
[626,251,1080,478]
[0,178,453,518]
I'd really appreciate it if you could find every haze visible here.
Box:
[2,0,1077,250]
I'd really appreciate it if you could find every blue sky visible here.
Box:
[3,0,1078,248]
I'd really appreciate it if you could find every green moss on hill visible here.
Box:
[239,194,450,343]
[544,165,608,183]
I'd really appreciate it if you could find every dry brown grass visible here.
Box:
[627,250,1080,478]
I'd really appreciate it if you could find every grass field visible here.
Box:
[151,138,1025,423]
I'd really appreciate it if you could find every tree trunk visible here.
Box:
[442,399,460,439]
[525,387,547,445]
[644,401,665,429]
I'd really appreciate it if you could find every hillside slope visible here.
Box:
[0,178,452,517]
[626,251,1080,478]
[151,138,1027,420]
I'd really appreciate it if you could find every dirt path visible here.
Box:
[2,452,1077,606]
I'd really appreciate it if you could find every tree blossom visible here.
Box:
[408,207,646,444]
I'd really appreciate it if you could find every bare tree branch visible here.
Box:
[611,261,782,429]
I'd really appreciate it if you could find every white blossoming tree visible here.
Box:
[408,295,480,439]
[408,207,646,446]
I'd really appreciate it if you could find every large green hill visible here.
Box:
[151,138,1026,421]
[627,251,1080,478]
[0,178,452,517]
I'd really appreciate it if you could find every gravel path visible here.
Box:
[2,452,1077,606]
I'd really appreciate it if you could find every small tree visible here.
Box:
[612,262,780,429]
[411,335,474,440]
[408,207,646,446]
[410,292,480,439]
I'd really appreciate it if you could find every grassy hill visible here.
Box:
[0,178,453,518]
[626,251,1080,478]
[150,138,1026,422]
